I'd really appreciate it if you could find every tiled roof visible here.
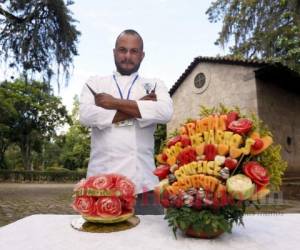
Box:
[169,56,299,95]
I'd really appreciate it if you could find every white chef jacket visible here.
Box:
[79,71,173,193]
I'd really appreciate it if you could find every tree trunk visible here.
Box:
[20,135,32,171]
[0,140,8,169]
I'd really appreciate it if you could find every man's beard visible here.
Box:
[115,60,141,75]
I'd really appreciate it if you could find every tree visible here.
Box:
[0,0,80,86]
[0,79,70,170]
[59,95,90,170]
[154,124,166,156]
[206,0,300,72]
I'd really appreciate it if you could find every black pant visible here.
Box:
[135,191,164,215]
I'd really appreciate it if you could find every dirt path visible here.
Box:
[0,183,76,227]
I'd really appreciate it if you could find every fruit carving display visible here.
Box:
[72,174,136,223]
[154,106,287,237]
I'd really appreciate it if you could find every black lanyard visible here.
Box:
[113,74,139,100]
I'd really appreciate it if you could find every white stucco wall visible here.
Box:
[169,62,259,133]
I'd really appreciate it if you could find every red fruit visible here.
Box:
[175,197,184,208]
[167,135,182,148]
[192,198,203,209]
[115,176,135,197]
[204,144,217,161]
[224,158,238,170]
[180,135,191,147]
[228,118,253,135]
[95,197,122,217]
[153,165,170,180]
[226,111,239,128]
[73,196,95,215]
[161,153,168,162]
[243,161,269,186]
[176,147,197,166]
[160,198,170,208]
[251,138,264,150]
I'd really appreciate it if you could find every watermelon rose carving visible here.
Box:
[73,174,136,223]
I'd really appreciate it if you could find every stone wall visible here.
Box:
[256,79,300,173]
[169,62,259,132]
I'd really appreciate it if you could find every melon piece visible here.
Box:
[226,174,255,200]
[82,211,134,223]
[229,147,243,158]
[250,131,260,140]
[154,179,169,197]
[249,187,270,201]
[218,144,229,156]
[156,153,167,164]
[251,135,273,155]
[166,156,176,166]
[195,143,205,155]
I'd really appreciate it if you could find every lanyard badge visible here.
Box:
[113,74,138,127]
[113,74,139,100]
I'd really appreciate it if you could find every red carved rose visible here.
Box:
[95,197,122,217]
[228,118,253,135]
[73,196,95,215]
[115,176,135,197]
[85,175,115,189]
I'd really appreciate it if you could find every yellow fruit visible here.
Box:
[166,156,176,166]
[251,136,273,155]
[185,122,196,136]
[217,144,229,156]
[250,131,260,139]
[249,188,270,201]
[195,143,205,155]
[229,148,243,158]
[156,154,166,164]
[218,115,227,131]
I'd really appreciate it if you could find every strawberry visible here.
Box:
[192,198,203,209]
[204,144,217,161]
[153,165,170,180]
[251,138,264,150]
[176,147,197,166]
[161,153,168,162]
[180,135,191,147]
[224,158,238,170]
[167,135,181,148]
[175,196,184,208]
[160,198,170,208]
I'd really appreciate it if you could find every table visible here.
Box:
[0,214,299,250]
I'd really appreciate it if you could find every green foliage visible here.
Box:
[248,113,272,137]
[256,145,288,191]
[59,95,90,170]
[0,0,80,85]
[199,103,240,117]
[154,124,167,155]
[0,79,69,170]
[46,166,71,172]
[165,204,245,238]
[0,169,85,182]
[206,0,300,73]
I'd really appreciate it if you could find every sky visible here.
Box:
[1,0,227,111]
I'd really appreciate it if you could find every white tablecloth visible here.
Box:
[0,214,299,250]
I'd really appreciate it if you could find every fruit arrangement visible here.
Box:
[72,174,136,223]
[154,105,287,237]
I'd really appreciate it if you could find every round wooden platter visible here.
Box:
[71,215,140,233]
